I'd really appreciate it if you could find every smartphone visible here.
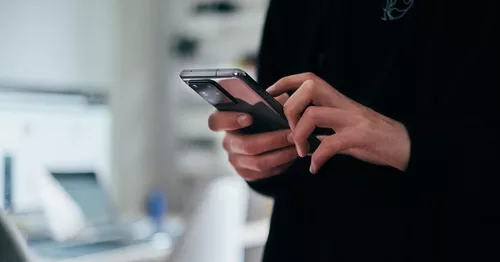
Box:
[179,68,322,153]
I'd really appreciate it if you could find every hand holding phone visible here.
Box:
[180,68,325,180]
[207,100,299,181]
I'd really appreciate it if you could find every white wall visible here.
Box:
[0,0,177,218]
[0,0,116,89]
[0,0,116,211]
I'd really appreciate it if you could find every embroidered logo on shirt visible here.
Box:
[381,0,414,21]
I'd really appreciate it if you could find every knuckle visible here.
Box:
[304,72,317,79]
[240,140,257,155]
[302,80,315,92]
[357,119,371,130]
[283,101,294,117]
[276,76,289,86]
[227,154,239,168]
[225,134,256,154]
[355,114,373,128]
[303,106,319,119]
[252,158,268,172]
[349,113,364,125]
[279,130,291,146]
[236,170,251,180]
[222,134,231,151]
[292,132,303,143]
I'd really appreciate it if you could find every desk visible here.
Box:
[29,218,269,262]
[24,214,184,262]
[33,242,170,262]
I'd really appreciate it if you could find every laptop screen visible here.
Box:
[49,172,114,225]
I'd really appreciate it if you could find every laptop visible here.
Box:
[49,171,136,245]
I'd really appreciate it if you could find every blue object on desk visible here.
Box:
[146,189,166,233]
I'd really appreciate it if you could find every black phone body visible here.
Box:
[179,68,321,153]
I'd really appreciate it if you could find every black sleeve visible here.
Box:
[404,0,499,205]
[256,0,289,88]
[248,0,408,197]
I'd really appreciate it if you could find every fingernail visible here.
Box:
[237,114,251,126]
[309,163,317,175]
[266,85,274,91]
[287,132,294,144]
[297,146,305,158]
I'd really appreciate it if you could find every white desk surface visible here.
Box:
[34,242,171,262]
[33,218,270,262]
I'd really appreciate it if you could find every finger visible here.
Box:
[284,81,348,130]
[266,72,318,96]
[293,106,351,157]
[268,73,355,110]
[208,111,253,131]
[223,129,294,155]
[235,162,294,181]
[284,79,334,130]
[282,80,313,130]
[228,146,298,172]
[310,133,352,174]
[274,93,289,105]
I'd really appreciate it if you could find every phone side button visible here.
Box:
[216,69,235,77]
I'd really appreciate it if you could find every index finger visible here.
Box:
[208,111,253,131]
[266,72,318,96]
[293,106,352,157]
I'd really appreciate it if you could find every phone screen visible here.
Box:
[185,76,289,134]
[190,77,277,112]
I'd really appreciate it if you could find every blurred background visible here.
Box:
[0,0,272,261]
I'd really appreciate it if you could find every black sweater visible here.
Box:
[249,0,499,261]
